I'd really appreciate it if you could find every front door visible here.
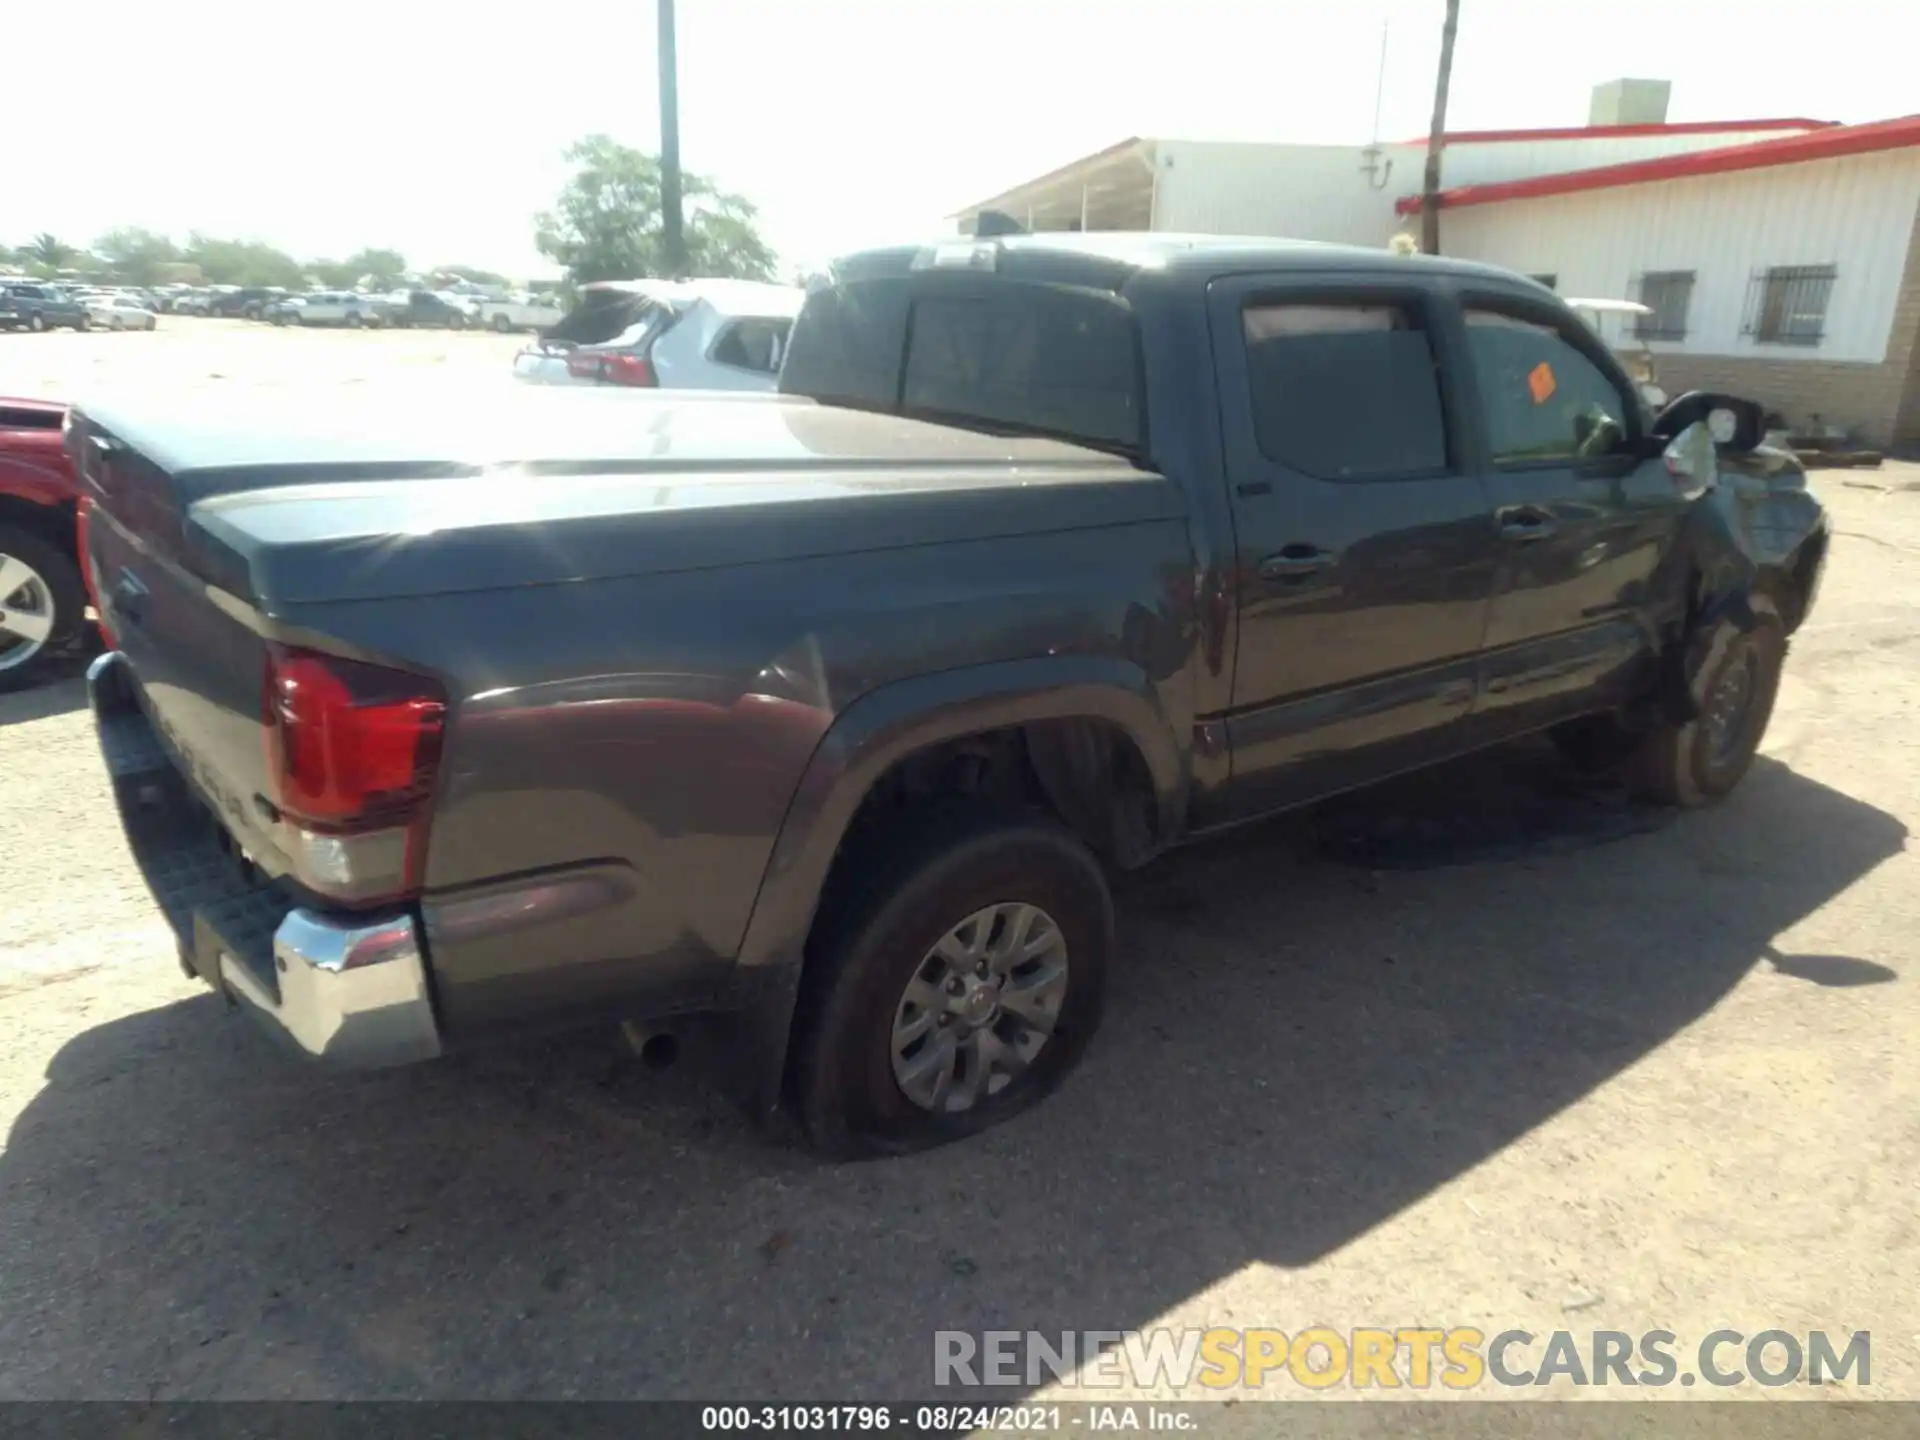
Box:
[1207,275,1500,818]
[1452,296,1690,734]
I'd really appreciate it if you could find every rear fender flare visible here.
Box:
[721,654,1187,1114]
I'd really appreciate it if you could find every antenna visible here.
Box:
[1371,17,1390,149]
[1360,17,1395,190]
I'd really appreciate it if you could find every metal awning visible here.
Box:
[951,137,1158,235]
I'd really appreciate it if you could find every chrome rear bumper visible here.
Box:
[88,650,442,1068]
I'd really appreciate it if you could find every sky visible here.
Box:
[5,0,1916,282]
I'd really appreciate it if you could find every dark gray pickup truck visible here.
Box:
[74,234,1829,1156]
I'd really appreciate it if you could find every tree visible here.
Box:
[308,259,363,289]
[1419,0,1461,257]
[95,227,182,286]
[25,233,73,269]
[534,135,777,285]
[183,234,304,288]
[344,247,408,289]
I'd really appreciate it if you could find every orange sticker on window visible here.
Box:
[1527,361,1557,404]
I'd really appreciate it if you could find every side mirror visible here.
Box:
[1662,420,1719,499]
[1651,391,1764,452]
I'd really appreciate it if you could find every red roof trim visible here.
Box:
[1400,118,1837,145]
[1396,113,1920,214]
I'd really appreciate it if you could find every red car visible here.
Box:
[0,396,92,692]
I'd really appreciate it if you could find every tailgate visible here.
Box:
[71,415,288,877]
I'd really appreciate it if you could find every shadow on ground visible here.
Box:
[0,640,99,727]
[0,741,1905,1399]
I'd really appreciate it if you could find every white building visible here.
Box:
[952,116,1829,245]
[953,85,1920,447]
[1403,117,1920,448]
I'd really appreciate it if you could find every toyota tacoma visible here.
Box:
[75,235,1829,1156]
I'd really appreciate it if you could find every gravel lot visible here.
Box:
[2,323,1917,1412]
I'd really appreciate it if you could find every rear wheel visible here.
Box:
[0,526,88,694]
[345,311,363,329]
[492,312,512,332]
[27,313,45,332]
[790,808,1112,1159]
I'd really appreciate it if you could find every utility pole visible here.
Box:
[1420,0,1460,256]
[658,0,686,278]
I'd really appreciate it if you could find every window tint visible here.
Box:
[1464,310,1632,464]
[901,289,1141,452]
[711,318,791,373]
[1240,302,1449,480]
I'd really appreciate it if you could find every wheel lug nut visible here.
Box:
[947,977,964,995]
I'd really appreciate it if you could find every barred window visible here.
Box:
[1747,265,1836,347]
[1634,271,1695,341]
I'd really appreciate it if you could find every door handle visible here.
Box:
[1497,506,1557,541]
[1259,544,1335,583]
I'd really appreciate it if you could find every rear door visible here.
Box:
[1452,294,1688,734]
[1207,274,1499,816]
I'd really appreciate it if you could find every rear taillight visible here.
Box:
[565,350,655,386]
[601,353,656,386]
[263,646,446,905]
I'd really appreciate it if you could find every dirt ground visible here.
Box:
[1,322,1917,1413]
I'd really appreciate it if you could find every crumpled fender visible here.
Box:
[1642,446,1822,726]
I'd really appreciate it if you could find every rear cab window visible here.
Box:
[781,260,1145,459]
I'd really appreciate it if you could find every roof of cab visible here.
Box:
[828,232,1531,291]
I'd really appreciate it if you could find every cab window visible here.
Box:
[1241,300,1450,481]
[1464,309,1634,464]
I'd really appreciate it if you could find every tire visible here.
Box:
[27,313,45,333]
[448,312,466,331]
[491,312,512,332]
[790,807,1113,1159]
[345,311,363,329]
[76,314,90,331]
[0,525,89,694]
[1627,611,1786,807]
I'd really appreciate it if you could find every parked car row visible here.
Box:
[0,282,160,333]
[153,284,569,332]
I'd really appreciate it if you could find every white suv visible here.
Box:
[512,279,801,391]
[275,291,384,328]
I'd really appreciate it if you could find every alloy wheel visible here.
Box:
[889,901,1070,1113]
[0,553,56,673]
